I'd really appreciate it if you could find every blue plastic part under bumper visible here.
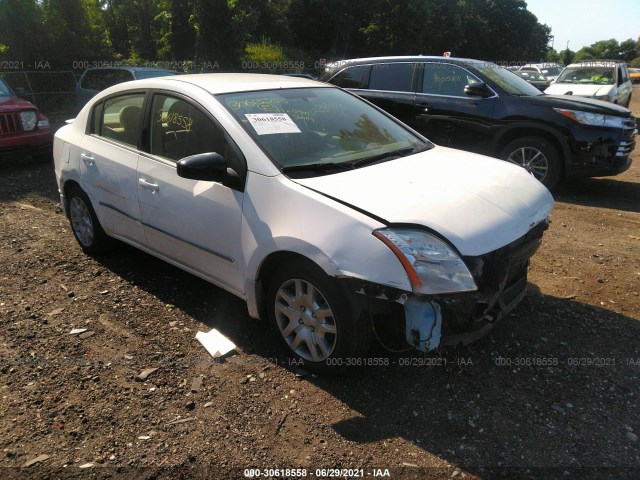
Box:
[404,297,442,352]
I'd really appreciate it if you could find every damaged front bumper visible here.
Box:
[568,117,637,177]
[346,220,549,352]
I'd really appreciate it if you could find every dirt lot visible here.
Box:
[1,88,640,480]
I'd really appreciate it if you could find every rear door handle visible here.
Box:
[417,103,432,113]
[138,178,159,193]
[80,153,94,167]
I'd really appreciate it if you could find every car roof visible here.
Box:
[521,62,562,67]
[566,60,625,68]
[324,55,490,69]
[82,66,176,73]
[132,73,326,94]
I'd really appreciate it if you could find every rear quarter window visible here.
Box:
[331,65,368,88]
[95,93,146,146]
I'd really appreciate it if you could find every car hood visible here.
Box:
[544,83,614,98]
[0,95,36,112]
[293,147,554,256]
[525,93,630,115]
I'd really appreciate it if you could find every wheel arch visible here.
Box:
[251,250,337,322]
[61,179,83,217]
[493,125,570,174]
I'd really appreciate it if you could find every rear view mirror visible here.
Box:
[14,87,26,97]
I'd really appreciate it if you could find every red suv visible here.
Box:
[0,79,53,160]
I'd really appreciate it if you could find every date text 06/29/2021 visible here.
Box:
[243,468,392,478]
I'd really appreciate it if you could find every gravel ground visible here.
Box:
[1,87,639,480]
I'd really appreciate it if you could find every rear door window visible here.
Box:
[368,63,415,92]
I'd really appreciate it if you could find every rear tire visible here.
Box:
[499,136,562,190]
[266,259,372,374]
[67,186,112,254]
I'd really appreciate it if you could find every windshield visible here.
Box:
[219,87,430,172]
[517,71,547,81]
[556,66,615,85]
[473,63,542,96]
[541,67,562,76]
[0,80,11,96]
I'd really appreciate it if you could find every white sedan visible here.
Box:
[53,74,553,373]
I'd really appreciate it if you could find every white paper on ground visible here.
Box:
[195,329,236,359]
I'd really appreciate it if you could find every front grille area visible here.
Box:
[450,219,549,327]
[0,112,22,135]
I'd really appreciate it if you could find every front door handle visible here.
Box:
[138,178,159,193]
[417,103,433,113]
[80,153,94,167]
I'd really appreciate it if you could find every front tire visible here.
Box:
[499,136,562,190]
[266,259,372,374]
[67,186,112,254]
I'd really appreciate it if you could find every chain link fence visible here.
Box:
[0,71,78,128]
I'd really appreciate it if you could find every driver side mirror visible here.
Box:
[464,82,492,98]
[14,87,26,98]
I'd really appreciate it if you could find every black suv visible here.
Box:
[319,56,637,188]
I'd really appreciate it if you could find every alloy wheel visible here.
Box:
[69,196,94,247]
[274,278,337,362]
[506,146,549,181]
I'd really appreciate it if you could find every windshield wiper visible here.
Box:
[281,162,354,173]
[351,145,429,169]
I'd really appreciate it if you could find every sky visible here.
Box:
[525,0,640,51]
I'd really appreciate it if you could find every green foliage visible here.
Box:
[193,0,238,68]
[0,0,45,65]
[39,0,111,68]
[630,57,640,68]
[0,0,630,72]
[561,48,575,66]
[360,0,429,55]
[573,38,638,63]
[546,49,561,63]
[245,38,287,63]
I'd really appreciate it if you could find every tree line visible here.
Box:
[0,0,638,72]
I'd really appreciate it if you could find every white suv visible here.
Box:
[545,60,633,107]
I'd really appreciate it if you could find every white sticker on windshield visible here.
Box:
[245,113,301,135]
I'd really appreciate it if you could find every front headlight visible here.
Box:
[374,228,478,294]
[554,108,626,128]
[20,111,37,131]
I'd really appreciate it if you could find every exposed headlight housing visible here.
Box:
[20,110,37,131]
[593,94,612,102]
[374,228,478,294]
[554,108,626,128]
